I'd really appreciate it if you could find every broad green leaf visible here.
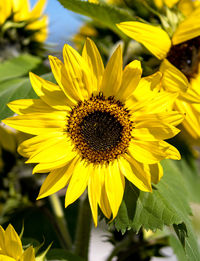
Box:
[0,73,54,121]
[0,77,37,121]
[0,77,36,120]
[170,222,200,261]
[115,160,191,232]
[169,235,187,261]
[175,159,200,203]
[0,54,41,83]
[57,0,135,37]
[46,249,86,261]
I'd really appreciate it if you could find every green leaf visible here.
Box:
[0,77,37,121]
[115,160,192,232]
[175,158,200,204]
[46,249,86,261]
[170,221,200,261]
[0,73,54,121]
[169,235,187,261]
[57,0,135,37]
[173,223,188,248]
[0,54,41,83]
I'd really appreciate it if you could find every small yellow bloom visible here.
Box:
[178,0,200,16]
[3,39,183,226]
[88,0,99,3]
[0,224,35,261]
[117,6,200,143]
[154,0,179,8]
[0,0,48,46]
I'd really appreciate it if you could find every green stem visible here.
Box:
[74,196,92,260]
[49,194,72,249]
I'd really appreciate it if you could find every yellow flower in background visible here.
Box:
[3,39,183,226]
[0,125,17,172]
[0,0,48,59]
[73,23,98,50]
[117,6,200,144]
[88,0,99,3]
[0,0,48,42]
[0,125,16,154]
[178,0,200,16]
[154,0,179,8]
[0,224,35,261]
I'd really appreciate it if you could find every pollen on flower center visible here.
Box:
[80,111,123,151]
[167,36,200,80]
[67,93,133,164]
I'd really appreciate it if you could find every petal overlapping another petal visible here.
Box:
[2,112,67,135]
[100,45,123,97]
[172,6,200,45]
[119,156,152,192]
[82,38,104,93]
[117,21,171,59]
[105,161,125,220]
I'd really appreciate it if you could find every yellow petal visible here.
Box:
[82,38,104,93]
[30,0,46,18]
[134,111,184,126]
[160,59,188,93]
[132,121,180,141]
[175,100,200,140]
[98,165,112,219]
[179,81,200,103]
[28,15,48,43]
[13,0,30,21]
[154,0,163,8]
[164,0,179,8]
[148,163,163,184]
[178,0,195,16]
[0,0,12,24]
[143,71,163,91]
[22,246,35,261]
[48,55,81,104]
[37,161,75,199]
[172,7,200,45]
[88,165,102,226]
[18,132,63,158]
[65,160,91,207]
[117,21,171,59]
[32,157,72,174]
[8,99,55,115]
[29,72,73,109]
[63,44,93,97]
[26,135,76,164]
[116,60,142,101]
[0,226,5,250]
[5,224,23,260]
[3,112,66,135]
[100,45,123,97]
[119,156,152,192]
[0,255,15,261]
[105,161,125,219]
[128,140,180,164]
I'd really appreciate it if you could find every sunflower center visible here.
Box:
[67,93,133,164]
[167,36,200,80]
[80,111,123,151]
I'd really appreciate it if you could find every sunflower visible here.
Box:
[0,224,35,261]
[0,0,48,59]
[117,5,200,144]
[3,39,183,226]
